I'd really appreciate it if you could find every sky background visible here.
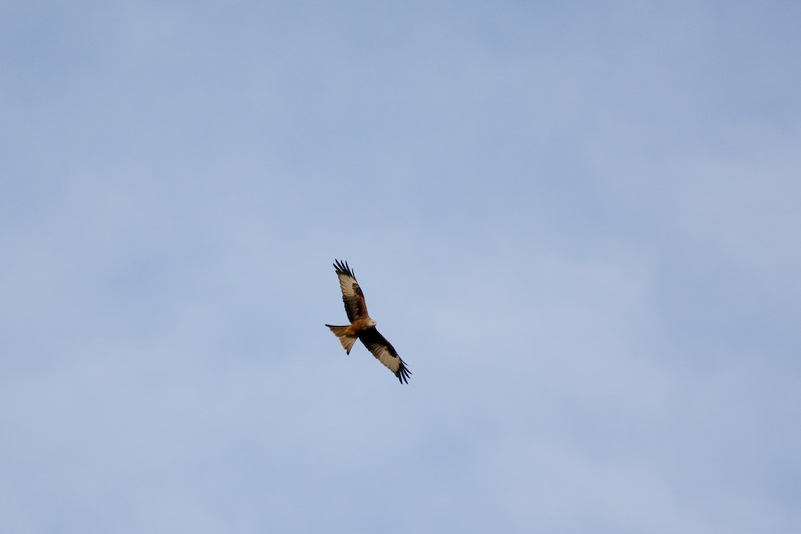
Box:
[1,1,800,532]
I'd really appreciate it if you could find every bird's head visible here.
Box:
[368,319,377,328]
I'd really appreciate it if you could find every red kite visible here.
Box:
[326,260,411,384]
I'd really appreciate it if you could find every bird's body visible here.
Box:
[325,260,411,384]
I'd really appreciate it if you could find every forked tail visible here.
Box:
[325,325,357,354]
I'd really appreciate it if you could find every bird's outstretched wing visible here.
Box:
[359,327,411,384]
[334,260,368,322]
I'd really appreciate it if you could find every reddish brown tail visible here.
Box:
[325,325,357,354]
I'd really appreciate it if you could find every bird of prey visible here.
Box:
[325,260,411,384]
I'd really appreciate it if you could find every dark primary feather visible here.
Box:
[333,259,353,278]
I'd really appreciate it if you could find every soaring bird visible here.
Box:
[325,260,411,384]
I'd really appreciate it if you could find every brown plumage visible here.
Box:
[325,260,411,384]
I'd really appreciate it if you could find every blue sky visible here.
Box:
[1,1,800,532]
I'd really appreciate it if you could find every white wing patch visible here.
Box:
[338,273,360,301]
[369,343,402,373]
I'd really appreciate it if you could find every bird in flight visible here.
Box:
[325,260,411,384]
